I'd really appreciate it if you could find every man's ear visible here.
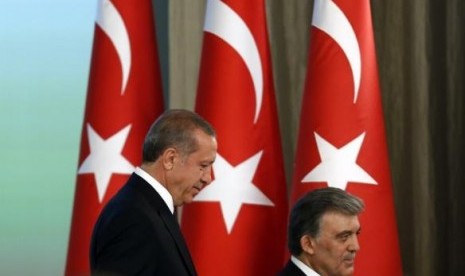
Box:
[300,234,316,255]
[162,147,177,170]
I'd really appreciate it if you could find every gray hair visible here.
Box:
[288,187,364,256]
[142,109,215,162]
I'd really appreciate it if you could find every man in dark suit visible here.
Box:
[90,109,217,276]
[279,188,364,276]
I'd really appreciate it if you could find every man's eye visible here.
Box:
[338,234,350,242]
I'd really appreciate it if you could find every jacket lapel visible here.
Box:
[159,210,196,276]
[130,174,196,276]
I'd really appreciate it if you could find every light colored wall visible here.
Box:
[0,1,95,274]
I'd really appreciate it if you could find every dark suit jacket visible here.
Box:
[90,173,196,276]
[277,260,307,276]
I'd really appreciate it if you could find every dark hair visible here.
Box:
[288,187,364,256]
[142,109,215,162]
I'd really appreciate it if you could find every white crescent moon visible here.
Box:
[96,0,131,95]
[312,0,361,103]
[204,0,263,123]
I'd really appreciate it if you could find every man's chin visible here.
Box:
[340,264,355,276]
[183,198,193,204]
[343,259,355,267]
[192,188,203,197]
[184,194,197,204]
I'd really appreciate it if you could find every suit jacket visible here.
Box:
[90,173,196,276]
[277,260,308,276]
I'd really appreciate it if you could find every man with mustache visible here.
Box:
[90,109,217,275]
[279,187,364,276]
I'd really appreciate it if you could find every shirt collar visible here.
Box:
[291,255,320,276]
[134,167,174,214]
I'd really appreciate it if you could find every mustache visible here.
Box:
[343,253,356,261]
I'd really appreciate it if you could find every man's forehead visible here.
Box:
[320,211,360,232]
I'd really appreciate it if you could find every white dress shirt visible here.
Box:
[291,255,320,276]
[134,167,174,214]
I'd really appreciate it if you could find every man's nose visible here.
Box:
[201,167,213,185]
[349,235,360,252]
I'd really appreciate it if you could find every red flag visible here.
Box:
[290,0,402,275]
[65,0,164,274]
[181,0,288,275]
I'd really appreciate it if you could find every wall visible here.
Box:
[0,1,94,274]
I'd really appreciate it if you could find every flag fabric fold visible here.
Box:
[290,0,403,274]
[65,0,164,274]
[180,0,288,275]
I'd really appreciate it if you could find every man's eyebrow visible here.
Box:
[336,230,353,238]
[336,227,361,238]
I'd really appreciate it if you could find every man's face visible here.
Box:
[168,129,217,206]
[309,211,361,276]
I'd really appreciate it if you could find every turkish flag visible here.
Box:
[180,0,288,275]
[290,0,403,275]
[65,0,164,274]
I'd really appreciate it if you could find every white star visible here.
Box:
[302,132,377,190]
[194,151,274,234]
[78,124,135,202]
